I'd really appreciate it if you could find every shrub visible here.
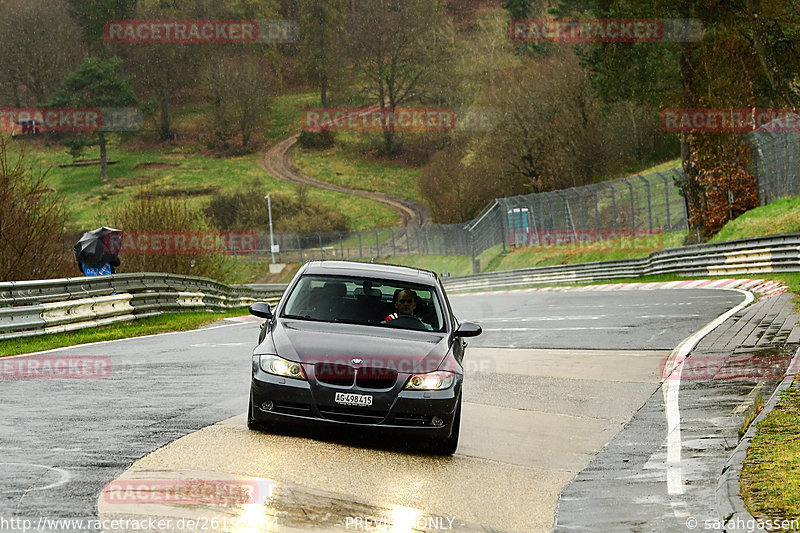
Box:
[110,189,232,280]
[0,136,71,281]
[205,183,349,235]
[297,130,336,149]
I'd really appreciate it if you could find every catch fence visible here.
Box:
[744,115,800,205]
[248,167,689,268]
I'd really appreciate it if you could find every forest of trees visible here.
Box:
[1,0,798,242]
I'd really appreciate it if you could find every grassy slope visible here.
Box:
[11,92,398,232]
[710,197,800,242]
[740,384,800,529]
[294,132,423,202]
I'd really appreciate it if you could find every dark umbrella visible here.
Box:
[73,227,123,268]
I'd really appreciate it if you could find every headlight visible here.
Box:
[404,371,454,391]
[259,354,305,379]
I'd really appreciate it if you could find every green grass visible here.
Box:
[740,383,800,530]
[294,132,423,203]
[16,138,397,232]
[0,308,250,357]
[382,255,475,277]
[710,197,800,243]
[266,92,320,141]
[491,231,687,271]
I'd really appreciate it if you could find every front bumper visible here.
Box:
[250,371,461,438]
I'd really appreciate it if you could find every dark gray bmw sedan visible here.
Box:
[247,260,481,455]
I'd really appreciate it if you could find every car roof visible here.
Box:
[301,260,439,285]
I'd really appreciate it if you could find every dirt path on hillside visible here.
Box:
[259,132,431,226]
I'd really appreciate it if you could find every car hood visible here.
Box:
[262,319,450,374]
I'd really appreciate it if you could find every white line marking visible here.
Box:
[660,289,753,509]
[0,463,71,493]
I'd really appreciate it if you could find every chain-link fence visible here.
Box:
[242,122,800,267]
[243,167,688,267]
[744,116,800,205]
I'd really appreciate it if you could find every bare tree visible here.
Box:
[348,0,456,154]
[0,0,83,105]
[298,0,349,107]
[204,54,274,151]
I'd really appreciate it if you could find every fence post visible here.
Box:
[406,228,412,255]
[375,229,381,257]
[657,172,671,230]
[339,233,344,258]
[621,177,635,236]
[637,175,653,234]
[605,182,618,232]
[391,229,396,256]
[571,187,585,229]
[358,230,363,258]
[317,233,324,258]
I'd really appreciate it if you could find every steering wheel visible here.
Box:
[384,314,430,331]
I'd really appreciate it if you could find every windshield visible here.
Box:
[281,274,445,332]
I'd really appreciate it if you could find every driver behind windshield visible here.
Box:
[383,289,433,331]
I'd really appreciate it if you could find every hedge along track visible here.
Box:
[259,132,431,227]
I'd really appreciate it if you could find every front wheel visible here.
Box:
[429,398,461,456]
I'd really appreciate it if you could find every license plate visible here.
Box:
[335,392,373,407]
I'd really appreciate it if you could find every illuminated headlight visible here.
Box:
[259,354,305,379]
[404,371,455,391]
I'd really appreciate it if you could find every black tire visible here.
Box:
[247,396,264,431]
[429,398,461,456]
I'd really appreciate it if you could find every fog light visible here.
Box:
[261,401,274,411]
[431,416,444,427]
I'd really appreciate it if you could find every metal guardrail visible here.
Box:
[0,273,286,340]
[2,234,798,340]
[441,233,800,292]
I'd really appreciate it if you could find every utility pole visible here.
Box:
[265,194,275,264]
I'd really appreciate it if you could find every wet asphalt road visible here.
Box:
[452,289,744,350]
[0,289,744,531]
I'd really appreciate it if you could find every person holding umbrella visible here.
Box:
[73,227,123,277]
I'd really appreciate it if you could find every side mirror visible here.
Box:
[455,321,482,338]
[249,302,273,319]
